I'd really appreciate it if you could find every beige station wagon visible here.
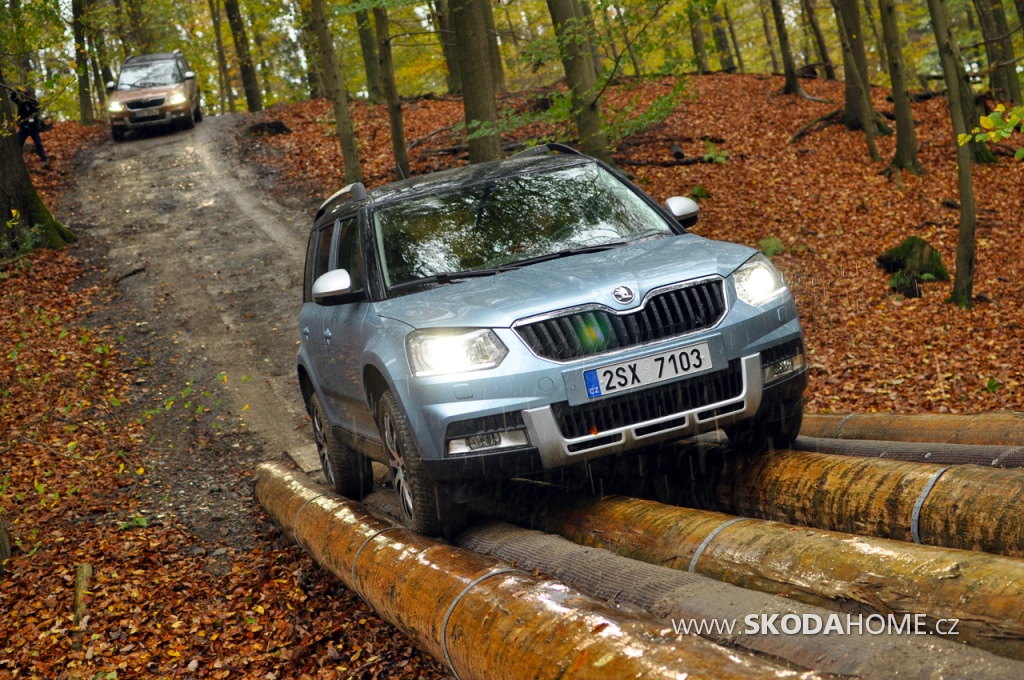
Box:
[107,51,202,142]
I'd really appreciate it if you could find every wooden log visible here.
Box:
[73,562,93,650]
[801,412,1024,446]
[254,462,812,680]
[713,449,1024,557]
[471,480,1024,660]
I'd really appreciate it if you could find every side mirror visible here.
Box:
[312,269,352,300]
[665,196,700,229]
[106,80,116,93]
[184,71,196,80]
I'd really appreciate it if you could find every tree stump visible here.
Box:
[0,520,10,579]
[877,236,949,297]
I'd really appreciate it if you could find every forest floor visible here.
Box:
[1,73,1023,678]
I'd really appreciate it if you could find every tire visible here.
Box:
[111,127,125,142]
[181,108,195,130]
[725,396,803,453]
[310,393,373,499]
[377,390,461,536]
[194,102,203,123]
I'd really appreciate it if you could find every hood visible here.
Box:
[375,234,756,329]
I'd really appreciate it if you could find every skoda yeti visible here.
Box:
[297,145,807,535]
[107,51,202,141]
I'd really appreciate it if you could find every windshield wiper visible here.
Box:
[388,268,506,292]
[500,242,625,268]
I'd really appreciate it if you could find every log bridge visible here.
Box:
[256,412,1024,678]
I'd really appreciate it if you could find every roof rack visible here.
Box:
[315,182,368,221]
[510,143,584,159]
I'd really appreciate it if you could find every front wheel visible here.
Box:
[111,126,125,142]
[377,390,460,536]
[310,393,373,499]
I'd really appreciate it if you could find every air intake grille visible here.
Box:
[516,280,726,361]
[125,97,166,110]
[552,360,743,439]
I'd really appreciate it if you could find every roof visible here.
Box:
[123,52,183,65]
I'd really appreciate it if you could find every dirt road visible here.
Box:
[67,115,320,476]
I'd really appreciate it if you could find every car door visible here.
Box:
[317,213,381,445]
[299,220,336,394]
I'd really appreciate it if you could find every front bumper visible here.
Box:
[110,105,191,130]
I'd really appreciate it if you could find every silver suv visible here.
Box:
[297,145,807,535]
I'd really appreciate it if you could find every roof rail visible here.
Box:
[315,182,368,221]
[510,143,584,159]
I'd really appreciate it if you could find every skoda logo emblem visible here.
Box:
[612,286,635,304]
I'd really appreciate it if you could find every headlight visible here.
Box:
[733,254,786,306]
[407,329,508,377]
[168,92,188,105]
[108,101,125,112]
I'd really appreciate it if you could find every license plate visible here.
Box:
[583,343,712,399]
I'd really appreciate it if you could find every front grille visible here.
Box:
[125,97,165,110]
[552,359,744,439]
[516,279,726,361]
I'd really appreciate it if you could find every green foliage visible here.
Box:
[877,236,949,281]
[702,140,728,164]
[959,105,1024,160]
[758,236,786,258]
[604,80,687,143]
[984,377,1003,394]
[690,185,711,200]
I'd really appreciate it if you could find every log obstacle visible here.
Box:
[801,412,1024,446]
[794,436,1024,467]
[453,519,1024,677]
[710,449,1024,557]
[470,480,1024,660]
[254,462,816,680]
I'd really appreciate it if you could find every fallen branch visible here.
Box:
[613,156,712,167]
[790,109,842,144]
[407,123,459,151]
[112,265,146,284]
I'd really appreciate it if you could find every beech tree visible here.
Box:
[451,0,501,162]
[310,0,362,182]
[877,0,919,172]
[356,9,385,103]
[1,68,75,261]
[374,6,410,178]
[224,0,263,112]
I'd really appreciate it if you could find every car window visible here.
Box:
[303,223,335,303]
[334,216,364,295]
[117,61,179,90]
[372,163,674,288]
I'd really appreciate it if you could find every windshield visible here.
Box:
[117,62,179,90]
[373,163,674,288]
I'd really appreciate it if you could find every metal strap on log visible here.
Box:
[470,479,1024,660]
[255,462,815,680]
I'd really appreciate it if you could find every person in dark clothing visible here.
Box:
[10,87,49,169]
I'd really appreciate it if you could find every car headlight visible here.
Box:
[108,101,125,112]
[733,254,786,306]
[407,329,508,377]
[168,92,188,105]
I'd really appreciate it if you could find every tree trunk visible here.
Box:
[689,3,711,74]
[990,0,1021,104]
[71,0,95,125]
[926,0,976,306]
[124,0,150,51]
[247,8,274,102]
[0,519,8,579]
[480,0,507,92]
[211,0,236,111]
[877,0,919,171]
[294,0,325,101]
[770,0,806,95]
[356,9,386,103]
[224,0,263,112]
[547,0,612,162]
[0,67,76,260]
[613,4,642,76]
[974,0,1021,103]
[830,0,880,159]
[723,2,745,73]
[579,0,604,80]
[759,0,782,73]
[451,0,501,162]
[710,5,737,72]
[374,7,410,179]
[836,0,874,128]
[802,0,836,78]
[433,0,462,94]
[861,0,887,73]
[310,0,363,183]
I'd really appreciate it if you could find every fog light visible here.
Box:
[447,429,529,456]
[764,351,806,384]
